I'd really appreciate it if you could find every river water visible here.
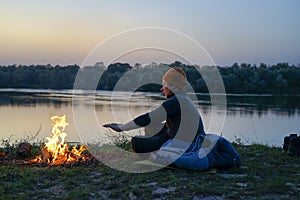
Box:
[0,89,299,147]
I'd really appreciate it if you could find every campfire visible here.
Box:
[31,115,93,165]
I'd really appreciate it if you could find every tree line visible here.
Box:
[0,62,299,94]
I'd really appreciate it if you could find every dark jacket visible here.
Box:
[133,91,205,142]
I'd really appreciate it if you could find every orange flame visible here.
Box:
[31,115,86,164]
[45,115,69,162]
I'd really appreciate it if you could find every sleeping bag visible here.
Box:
[149,134,241,171]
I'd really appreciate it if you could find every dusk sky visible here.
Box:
[1,0,299,66]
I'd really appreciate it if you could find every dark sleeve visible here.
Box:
[133,96,180,127]
[133,113,151,127]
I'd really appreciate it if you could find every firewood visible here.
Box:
[40,149,51,163]
[69,152,81,161]
[0,151,6,157]
[17,142,31,158]
[51,155,68,165]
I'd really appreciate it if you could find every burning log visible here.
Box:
[40,149,52,163]
[51,155,68,165]
[69,152,81,161]
[30,115,96,166]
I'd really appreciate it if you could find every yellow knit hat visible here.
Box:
[162,67,187,90]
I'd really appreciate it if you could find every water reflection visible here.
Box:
[0,91,71,108]
[0,89,299,147]
[225,95,300,117]
[1,90,300,117]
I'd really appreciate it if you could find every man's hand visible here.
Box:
[103,123,123,132]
